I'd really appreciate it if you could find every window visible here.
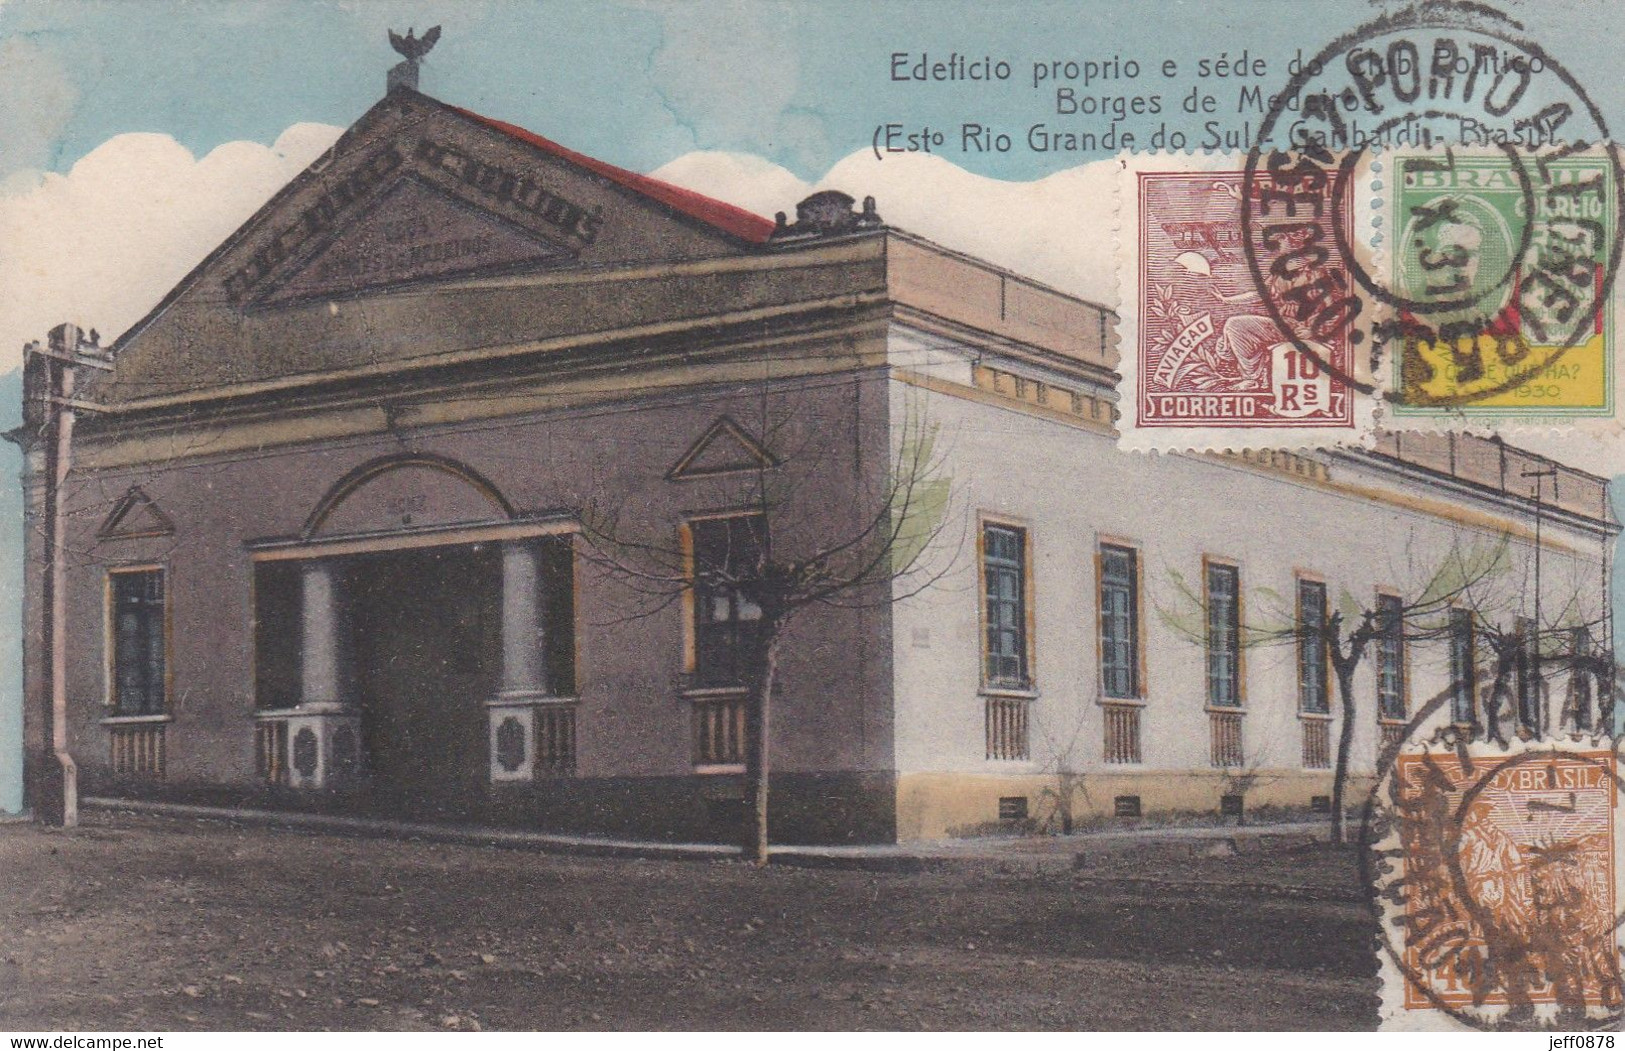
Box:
[1516,616,1540,732]
[690,515,764,687]
[1099,545,1140,698]
[982,524,1029,688]
[1449,608,1476,725]
[1376,593,1406,720]
[1297,579,1329,714]
[110,568,166,716]
[1569,626,1595,731]
[1205,562,1241,707]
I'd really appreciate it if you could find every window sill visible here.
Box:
[485,694,579,709]
[694,763,745,775]
[1204,705,1245,715]
[100,713,172,726]
[1097,696,1146,708]
[979,686,1039,701]
[1298,711,1334,722]
[1377,717,1409,727]
[682,686,750,700]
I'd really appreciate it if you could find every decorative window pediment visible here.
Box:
[667,416,777,481]
[98,486,175,541]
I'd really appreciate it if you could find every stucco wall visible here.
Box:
[887,335,1611,838]
[39,364,898,833]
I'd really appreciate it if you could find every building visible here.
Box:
[15,78,1617,843]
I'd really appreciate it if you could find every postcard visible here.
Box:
[2,0,1623,1035]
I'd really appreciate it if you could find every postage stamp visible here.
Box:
[1386,150,1617,418]
[1368,737,1625,1030]
[1231,0,1625,441]
[1116,156,1371,449]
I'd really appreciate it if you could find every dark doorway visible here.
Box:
[345,543,500,815]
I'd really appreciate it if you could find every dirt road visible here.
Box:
[0,812,1377,1031]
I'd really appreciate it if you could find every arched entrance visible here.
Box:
[250,453,576,811]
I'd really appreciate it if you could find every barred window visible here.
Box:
[1099,545,1139,698]
[983,525,1029,689]
[1206,563,1241,708]
[1377,593,1406,720]
[111,568,167,716]
[1297,580,1329,714]
[1449,608,1476,724]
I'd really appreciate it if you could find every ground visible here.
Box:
[0,811,1379,1031]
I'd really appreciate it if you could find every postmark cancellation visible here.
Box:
[1369,735,1624,1030]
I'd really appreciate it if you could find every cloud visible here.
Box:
[0,122,343,372]
[3,119,1619,480]
[651,148,1120,308]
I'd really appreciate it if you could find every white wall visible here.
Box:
[887,329,1612,786]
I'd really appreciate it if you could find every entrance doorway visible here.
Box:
[345,543,500,814]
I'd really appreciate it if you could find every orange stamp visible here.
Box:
[1371,745,1624,1029]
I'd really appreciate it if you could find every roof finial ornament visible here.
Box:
[386,25,441,94]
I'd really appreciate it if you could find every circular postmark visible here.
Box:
[1239,1,1625,413]
[1360,693,1625,1029]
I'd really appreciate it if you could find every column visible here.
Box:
[300,560,344,706]
[489,541,568,783]
[285,560,359,789]
[499,540,549,700]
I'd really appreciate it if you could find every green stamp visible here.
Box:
[1390,151,1614,417]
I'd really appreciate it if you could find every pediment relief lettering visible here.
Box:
[262,176,575,304]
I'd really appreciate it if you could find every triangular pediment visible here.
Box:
[98,89,778,401]
[199,90,767,309]
[668,416,777,480]
[98,486,174,540]
[261,176,576,304]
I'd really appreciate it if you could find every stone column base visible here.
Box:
[257,705,362,790]
[487,693,577,783]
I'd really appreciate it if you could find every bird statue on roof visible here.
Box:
[390,25,440,61]
[386,25,441,94]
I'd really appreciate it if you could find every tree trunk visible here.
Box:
[743,633,780,867]
[1330,660,1359,845]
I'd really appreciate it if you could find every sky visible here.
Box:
[2,0,1624,809]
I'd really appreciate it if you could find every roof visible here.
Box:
[450,106,776,245]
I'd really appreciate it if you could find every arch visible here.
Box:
[301,452,516,539]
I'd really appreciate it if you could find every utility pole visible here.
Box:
[19,324,110,826]
[1523,463,1559,737]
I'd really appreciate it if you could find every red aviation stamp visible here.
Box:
[1135,170,1356,430]
[1372,746,1624,1028]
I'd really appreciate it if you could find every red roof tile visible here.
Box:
[451,107,775,245]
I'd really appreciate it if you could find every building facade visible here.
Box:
[16,86,1618,843]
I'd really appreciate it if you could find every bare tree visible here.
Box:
[1466,612,1613,744]
[1157,533,1514,843]
[1031,708,1095,836]
[578,386,957,865]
